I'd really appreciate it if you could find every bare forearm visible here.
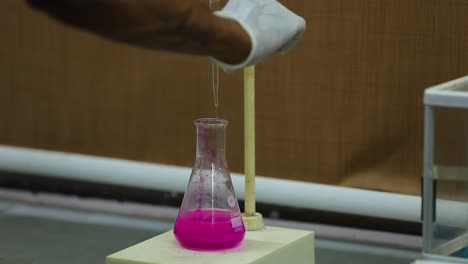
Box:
[27,0,251,64]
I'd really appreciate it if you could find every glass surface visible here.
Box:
[434,108,468,170]
[429,107,468,261]
[173,118,245,250]
[432,180,468,259]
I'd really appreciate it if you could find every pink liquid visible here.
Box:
[174,208,245,250]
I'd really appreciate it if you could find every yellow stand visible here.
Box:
[242,66,264,231]
[106,226,315,264]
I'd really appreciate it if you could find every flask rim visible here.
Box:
[194,118,228,126]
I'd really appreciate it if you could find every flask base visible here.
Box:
[174,208,245,251]
[177,241,243,251]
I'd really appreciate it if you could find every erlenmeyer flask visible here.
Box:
[174,118,245,250]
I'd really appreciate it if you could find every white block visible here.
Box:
[107,226,315,264]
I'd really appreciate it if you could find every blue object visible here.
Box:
[452,246,468,258]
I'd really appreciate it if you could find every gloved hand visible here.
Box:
[211,0,306,72]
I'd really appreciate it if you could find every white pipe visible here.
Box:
[0,145,423,223]
[0,187,422,251]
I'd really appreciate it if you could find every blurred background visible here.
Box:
[0,0,467,263]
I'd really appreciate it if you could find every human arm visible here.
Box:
[27,0,251,64]
[27,0,306,71]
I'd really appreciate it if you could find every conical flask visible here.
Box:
[174,118,245,250]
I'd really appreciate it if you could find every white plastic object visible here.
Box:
[211,0,306,72]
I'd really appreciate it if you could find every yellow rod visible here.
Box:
[244,65,256,216]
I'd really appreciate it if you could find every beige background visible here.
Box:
[1,0,468,195]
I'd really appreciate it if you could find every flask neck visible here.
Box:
[195,119,227,162]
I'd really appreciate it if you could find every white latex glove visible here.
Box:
[211,0,306,72]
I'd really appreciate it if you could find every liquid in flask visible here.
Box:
[174,118,245,250]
